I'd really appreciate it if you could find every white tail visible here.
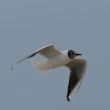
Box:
[30,59,52,73]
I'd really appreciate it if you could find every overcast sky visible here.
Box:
[0,0,110,110]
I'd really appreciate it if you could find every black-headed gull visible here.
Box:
[11,44,87,102]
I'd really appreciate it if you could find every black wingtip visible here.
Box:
[67,96,70,102]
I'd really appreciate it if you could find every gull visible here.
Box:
[11,44,87,102]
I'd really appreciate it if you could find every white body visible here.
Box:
[32,51,71,71]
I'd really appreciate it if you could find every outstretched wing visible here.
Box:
[66,58,87,101]
[17,44,61,64]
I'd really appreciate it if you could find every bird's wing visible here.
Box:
[66,58,87,101]
[17,44,61,64]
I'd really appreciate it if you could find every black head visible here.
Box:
[68,50,82,59]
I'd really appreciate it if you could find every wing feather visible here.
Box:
[66,58,87,101]
[17,44,61,64]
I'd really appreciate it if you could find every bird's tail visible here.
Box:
[31,60,51,73]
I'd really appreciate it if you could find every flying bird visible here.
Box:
[12,44,87,102]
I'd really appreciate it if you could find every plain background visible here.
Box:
[0,0,110,110]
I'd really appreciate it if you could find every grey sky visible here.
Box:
[0,0,110,110]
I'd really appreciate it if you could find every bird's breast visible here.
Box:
[35,54,71,71]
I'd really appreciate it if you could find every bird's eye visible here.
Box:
[68,50,75,59]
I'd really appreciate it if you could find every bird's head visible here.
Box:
[68,50,82,59]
